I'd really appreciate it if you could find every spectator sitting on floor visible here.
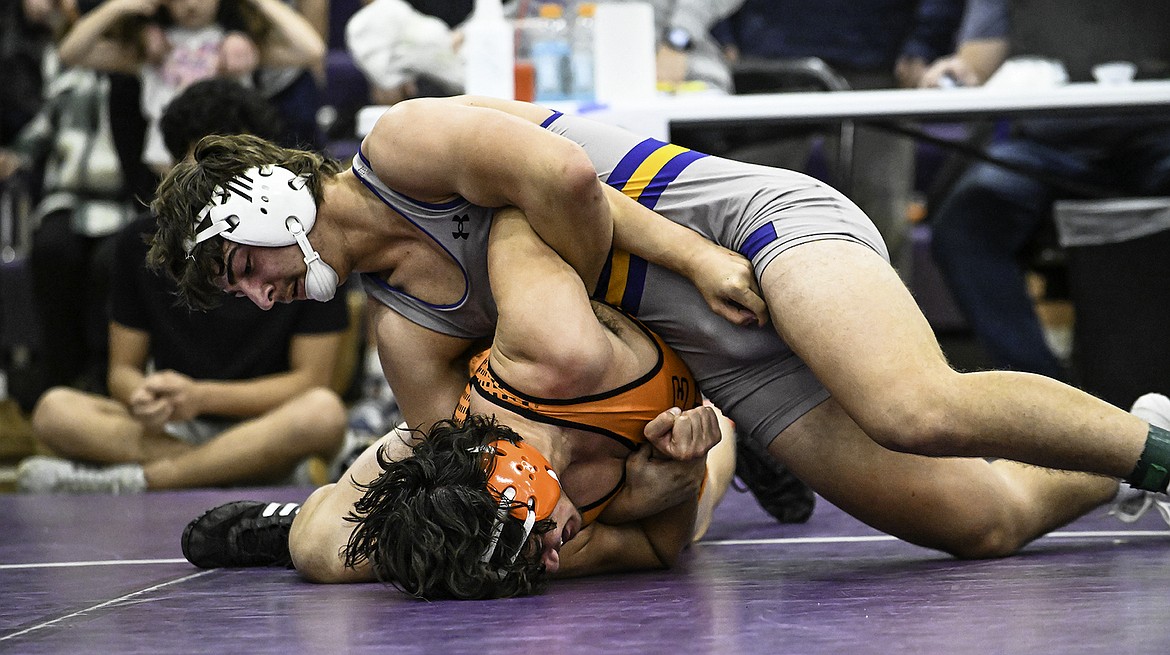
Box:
[19,78,350,494]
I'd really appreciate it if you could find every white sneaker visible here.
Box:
[1108,393,1170,526]
[1131,393,1170,430]
[17,456,147,494]
[1110,484,1170,524]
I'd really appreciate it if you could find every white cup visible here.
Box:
[1092,61,1137,85]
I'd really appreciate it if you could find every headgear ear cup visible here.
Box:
[188,166,319,252]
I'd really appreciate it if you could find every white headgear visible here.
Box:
[184,165,339,302]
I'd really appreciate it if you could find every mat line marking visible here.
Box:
[701,529,1169,547]
[0,558,188,570]
[0,570,213,642]
[2,528,1163,569]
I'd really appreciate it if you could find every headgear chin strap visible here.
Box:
[286,216,339,302]
[184,164,340,302]
[477,439,562,565]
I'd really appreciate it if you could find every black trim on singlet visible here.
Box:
[349,156,473,311]
[577,465,627,516]
[486,315,666,407]
[471,382,640,451]
[470,313,671,451]
[472,310,684,519]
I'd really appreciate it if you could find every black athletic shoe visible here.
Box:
[181,501,300,568]
[734,438,815,523]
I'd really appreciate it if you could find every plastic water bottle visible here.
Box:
[531,3,571,102]
[462,0,514,99]
[570,2,596,102]
[513,12,540,102]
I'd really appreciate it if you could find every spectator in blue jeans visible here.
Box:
[923,0,1170,379]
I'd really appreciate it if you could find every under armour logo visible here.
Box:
[452,214,470,239]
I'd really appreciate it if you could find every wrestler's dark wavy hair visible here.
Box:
[145,133,341,311]
[342,415,555,600]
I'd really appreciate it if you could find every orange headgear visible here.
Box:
[479,439,562,564]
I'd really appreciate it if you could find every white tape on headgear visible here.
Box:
[184,165,339,302]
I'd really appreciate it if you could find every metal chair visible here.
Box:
[727,56,855,191]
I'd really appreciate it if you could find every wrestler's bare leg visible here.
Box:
[290,427,414,583]
[759,240,1138,557]
[770,398,1116,557]
[692,406,737,542]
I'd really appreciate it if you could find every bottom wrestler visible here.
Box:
[181,207,736,598]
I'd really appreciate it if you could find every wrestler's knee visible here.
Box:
[937,504,1030,560]
[856,398,959,457]
[852,373,974,457]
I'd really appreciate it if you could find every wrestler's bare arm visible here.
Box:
[367,298,479,431]
[553,492,700,578]
[363,96,766,326]
[485,208,627,394]
[288,303,475,584]
[363,99,611,290]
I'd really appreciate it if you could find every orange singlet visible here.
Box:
[455,318,701,523]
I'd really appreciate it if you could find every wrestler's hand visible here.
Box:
[644,405,720,461]
[684,242,768,327]
[618,444,705,518]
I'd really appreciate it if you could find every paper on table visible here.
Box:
[592,2,656,102]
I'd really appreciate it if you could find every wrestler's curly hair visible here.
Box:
[145,133,341,311]
[343,415,555,600]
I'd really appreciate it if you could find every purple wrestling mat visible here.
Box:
[3,484,1169,654]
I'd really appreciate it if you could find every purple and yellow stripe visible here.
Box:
[594,139,706,314]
